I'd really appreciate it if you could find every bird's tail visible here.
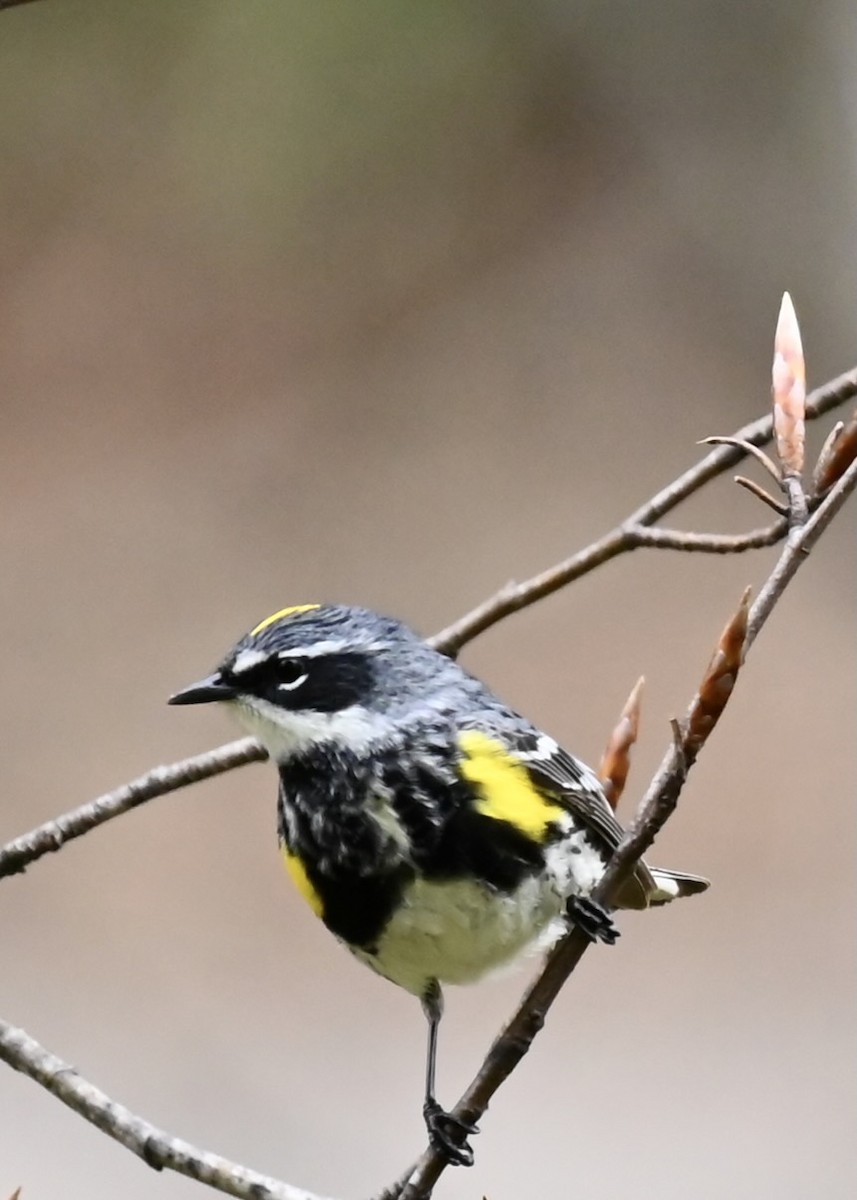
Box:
[648,868,710,906]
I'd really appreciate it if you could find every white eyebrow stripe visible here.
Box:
[231,649,269,675]
[237,639,388,669]
[275,640,351,658]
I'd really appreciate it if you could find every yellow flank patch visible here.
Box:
[251,604,320,636]
[459,730,565,842]
[283,849,324,917]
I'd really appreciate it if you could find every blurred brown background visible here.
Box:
[1,3,855,1198]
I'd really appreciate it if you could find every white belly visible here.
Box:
[350,824,608,996]
[351,875,561,995]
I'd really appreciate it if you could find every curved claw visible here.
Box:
[423,1098,478,1167]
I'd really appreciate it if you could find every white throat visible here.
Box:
[227,696,392,761]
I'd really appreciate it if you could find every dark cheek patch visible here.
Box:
[262,653,375,713]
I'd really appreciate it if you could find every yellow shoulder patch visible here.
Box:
[458,730,565,842]
[251,604,320,636]
[283,848,324,917]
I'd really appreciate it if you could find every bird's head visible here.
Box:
[169,603,458,761]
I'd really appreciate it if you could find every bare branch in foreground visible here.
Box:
[732,475,788,515]
[630,521,786,550]
[0,1019,329,1200]
[0,739,265,880]
[430,365,857,655]
[1,366,854,1200]
[2,370,854,885]
[701,434,783,485]
[395,449,857,1200]
[745,451,857,645]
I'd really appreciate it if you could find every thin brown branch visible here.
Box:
[2,370,853,884]
[396,448,853,1200]
[626,366,856,518]
[733,475,789,514]
[2,368,855,1200]
[701,435,783,484]
[0,1018,330,1200]
[0,739,265,880]
[629,521,786,551]
[589,458,857,887]
[746,451,857,647]
[430,365,857,655]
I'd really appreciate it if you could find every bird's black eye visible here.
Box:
[273,656,309,690]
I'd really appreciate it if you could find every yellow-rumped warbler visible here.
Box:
[169,603,708,1165]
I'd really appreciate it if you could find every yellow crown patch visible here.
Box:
[251,604,320,636]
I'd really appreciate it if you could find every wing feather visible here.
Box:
[503,727,656,908]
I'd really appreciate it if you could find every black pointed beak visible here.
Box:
[168,672,237,706]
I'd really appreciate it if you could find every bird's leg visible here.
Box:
[566,894,620,944]
[420,979,478,1167]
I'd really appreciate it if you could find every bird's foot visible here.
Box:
[567,895,620,944]
[423,1098,478,1167]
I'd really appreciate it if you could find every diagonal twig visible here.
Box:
[1,368,854,884]
[628,521,786,551]
[0,739,265,880]
[395,449,857,1200]
[430,365,857,655]
[1,368,855,1200]
[0,1018,330,1200]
